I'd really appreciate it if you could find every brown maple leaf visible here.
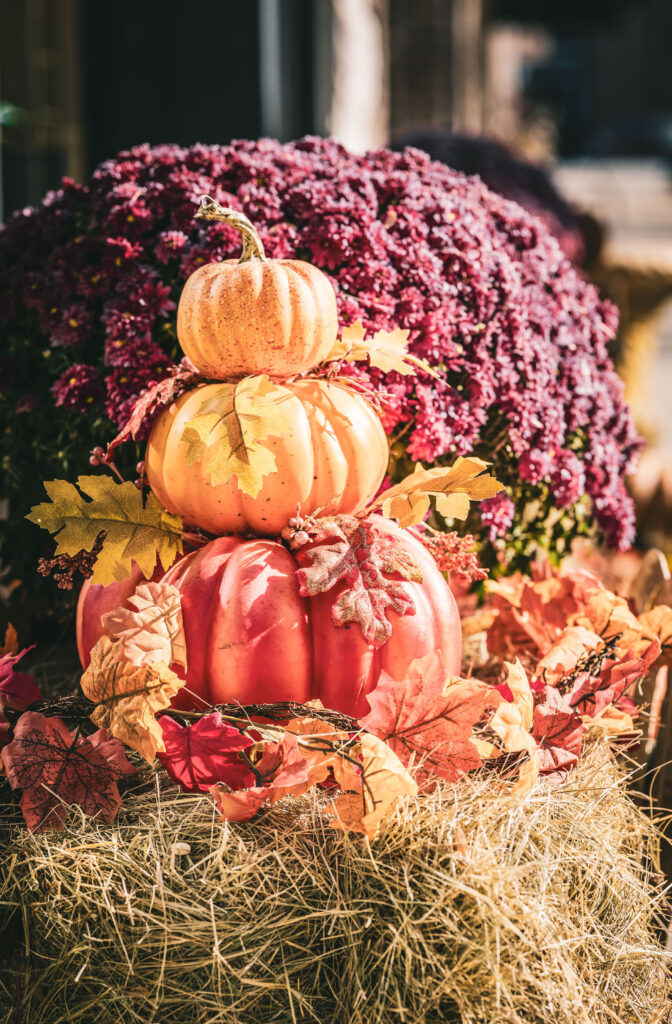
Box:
[104,366,201,462]
[360,650,501,782]
[1,711,135,832]
[81,636,185,762]
[291,515,423,647]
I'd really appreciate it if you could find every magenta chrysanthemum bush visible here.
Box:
[0,136,640,615]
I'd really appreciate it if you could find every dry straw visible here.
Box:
[1,743,670,1024]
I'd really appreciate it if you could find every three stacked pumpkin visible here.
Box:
[77,200,461,717]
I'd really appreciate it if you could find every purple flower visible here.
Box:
[51,364,103,411]
[0,137,642,568]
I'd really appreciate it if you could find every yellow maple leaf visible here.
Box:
[27,475,183,586]
[322,320,438,378]
[488,660,539,796]
[329,732,417,840]
[181,375,293,497]
[81,635,185,763]
[371,457,504,528]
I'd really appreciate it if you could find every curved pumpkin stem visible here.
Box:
[196,195,266,263]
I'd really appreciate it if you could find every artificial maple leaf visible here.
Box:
[27,475,183,586]
[582,703,640,741]
[291,514,423,647]
[81,636,185,762]
[569,588,655,659]
[104,367,201,462]
[360,650,501,782]
[210,731,325,823]
[485,566,606,660]
[101,581,187,670]
[284,716,355,787]
[1,711,134,832]
[157,713,254,793]
[328,732,417,840]
[181,375,293,496]
[488,661,539,795]
[638,605,672,668]
[535,626,604,686]
[367,458,503,528]
[0,647,41,753]
[322,320,437,377]
[568,639,661,719]
[532,686,586,776]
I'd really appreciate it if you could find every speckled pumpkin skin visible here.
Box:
[177,258,338,380]
[144,378,390,537]
[76,518,463,718]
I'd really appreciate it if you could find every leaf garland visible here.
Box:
[181,375,294,496]
[366,458,504,528]
[27,475,183,585]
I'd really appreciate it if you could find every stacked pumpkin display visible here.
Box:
[75,198,467,718]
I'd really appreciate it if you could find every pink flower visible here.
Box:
[479,492,516,542]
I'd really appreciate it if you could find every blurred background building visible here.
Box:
[2,0,672,476]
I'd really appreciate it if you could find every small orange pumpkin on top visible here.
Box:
[177,197,338,380]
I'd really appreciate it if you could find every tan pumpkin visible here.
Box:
[177,197,338,379]
[145,378,389,536]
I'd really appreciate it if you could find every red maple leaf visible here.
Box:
[568,639,660,718]
[359,650,502,782]
[532,686,586,776]
[291,515,422,647]
[1,711,135,832]
[210,731,324,822]
[104,365,201,462]
[0,647,40,748]
[157,712,255,793]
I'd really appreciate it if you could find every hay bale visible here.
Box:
[1,745,669,1024]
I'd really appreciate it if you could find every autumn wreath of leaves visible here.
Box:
[3,555,670,839]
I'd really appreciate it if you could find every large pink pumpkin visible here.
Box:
[76,518,461,718]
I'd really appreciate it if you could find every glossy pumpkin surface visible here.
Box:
[145,378,390,537]
[76,518,462,718]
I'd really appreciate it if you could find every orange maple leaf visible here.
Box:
[329,732,417,840]
[535,626,604,685]
[360,650,501,782]
[638,605,672,668]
